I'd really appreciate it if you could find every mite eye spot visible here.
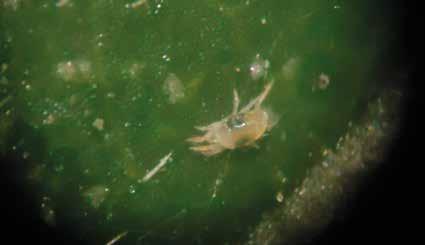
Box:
[227,115,247,129]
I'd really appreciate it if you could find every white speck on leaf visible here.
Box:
[92,118,104,131]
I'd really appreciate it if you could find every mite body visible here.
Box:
[187,82,278,156]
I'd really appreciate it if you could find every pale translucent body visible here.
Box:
[187,82,277,156]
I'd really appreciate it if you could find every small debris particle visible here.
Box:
[83,185,109,208]
[56,61,76,81]
[0,95,12,109]
[127,63,144,79]
[322,148,330,156]
[163,73,185,104]
[40,196,56,226]
[83,109,91,117]
[281,57,300,81]
[22,151,30,159]
[142,151,173,182]
[92,118,104,131]
[106,92,116,98]
[56,0,72,7]
[162,54,171,62]
[76,59,92,78]
[298,188,305,196]
[2,0,21,10]
[276,191,284,203]
[312,73,330,91]
[127,0,147,9]
[211,176,223,199]
[54,163,64,173]
[319,73,330,88]
[128,185,136,194]
[1,63,8,73]
[106,231,128,245]
[56,59,92,82]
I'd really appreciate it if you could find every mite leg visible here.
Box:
[232,89,240,115]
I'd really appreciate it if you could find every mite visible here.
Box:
[187,82,278,156]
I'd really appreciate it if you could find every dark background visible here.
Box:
[312,1,421,244]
